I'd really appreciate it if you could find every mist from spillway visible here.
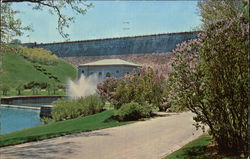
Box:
[67,74,99,99]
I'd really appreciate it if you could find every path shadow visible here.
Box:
[1,141,77,159]
[151,112,179,118]
[1,132,111,159]
[63,131,111,138]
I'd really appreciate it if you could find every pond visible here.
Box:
[0,96,63,134]
[0,106,43,135]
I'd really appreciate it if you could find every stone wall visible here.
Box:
[24,31,198,57]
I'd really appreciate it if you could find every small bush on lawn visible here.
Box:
[52,95,105,121]
[115,102,154,121]
[83,95,105,114]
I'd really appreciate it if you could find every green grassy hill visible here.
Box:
[0,45,76,90]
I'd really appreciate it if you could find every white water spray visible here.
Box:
[67,74,99,99]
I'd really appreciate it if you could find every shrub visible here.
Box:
[97,77,122,103]
[97,67,166,110]
[24,81,49,89]
[83,95,105,114]
[115,102,154,121]
[52,95,105,121]
[115,102,144,121]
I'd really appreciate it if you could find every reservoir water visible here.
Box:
[0,106,43,135]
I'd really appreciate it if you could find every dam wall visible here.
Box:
[23,31,199,57]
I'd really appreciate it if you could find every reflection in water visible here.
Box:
[0,107,42,134]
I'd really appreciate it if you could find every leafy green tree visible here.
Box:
[166,0,249,155]
[46,84,51,95]
[16,83,24,95]
[1,0,93,42]
[10,39,21,45]
[31,85,40,95]
[0,52,3,73]
[0,3,30,43]
[0,71,9,96]
[51,82,58,95]
[0,84,10,96]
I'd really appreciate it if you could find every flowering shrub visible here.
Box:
[97,77,122,104]
[97,67,166,110]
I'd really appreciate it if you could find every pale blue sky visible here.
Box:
[13,1,201,43]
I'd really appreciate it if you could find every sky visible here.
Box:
[12,1,201,43]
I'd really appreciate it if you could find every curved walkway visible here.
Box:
[0,112,203,159]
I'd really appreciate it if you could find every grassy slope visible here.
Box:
[0,110,130,147]
[1,51,76,88]
[165,134,239,159]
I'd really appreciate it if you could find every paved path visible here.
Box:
[0,112,203,159]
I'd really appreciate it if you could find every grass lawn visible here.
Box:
[165,134,241,159]
[0,110,130,147]
[1,50,76,89]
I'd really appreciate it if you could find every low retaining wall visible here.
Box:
[0,96,64,105]
[40,105,53,118]
[0,104,40,110]
[0,96,66,118]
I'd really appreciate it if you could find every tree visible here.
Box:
[10,39,21,45]
[1,0,93,42]
[16,83,24,95]
[0,71,10,96]
[51,81,58,95]
[0,50,3,72]
[31,85,40,95]
[0,84,10,96]
[166,0,249,155]
[46,84,51,95]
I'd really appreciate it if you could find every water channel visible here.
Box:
[0,106,42,135]
[0,96,62,135]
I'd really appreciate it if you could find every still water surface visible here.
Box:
[0,106,43,135]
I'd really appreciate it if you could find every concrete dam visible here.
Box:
[23,31,198,57]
